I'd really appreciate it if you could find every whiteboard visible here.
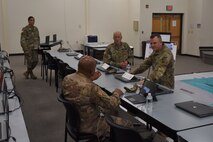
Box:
[144,42,177,60]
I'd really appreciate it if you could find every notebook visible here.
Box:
[175,101,213,118]
[125,79,158,104]
[114,74,140,83]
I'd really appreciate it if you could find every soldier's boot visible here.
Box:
[23,71,29,79]
[29,70,37,80]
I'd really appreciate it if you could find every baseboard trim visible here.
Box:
[179,54,200,58]
[9,53,24,56]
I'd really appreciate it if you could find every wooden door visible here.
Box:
[152,14,182,54]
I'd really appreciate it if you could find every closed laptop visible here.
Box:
[175,101,213,118]
[114,74,140,83]
[97,66,124,74]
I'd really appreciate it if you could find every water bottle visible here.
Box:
[126,64,131,73]
[146,93,153,114]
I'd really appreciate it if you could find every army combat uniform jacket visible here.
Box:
[131,45,174,89]
[103,42,132,68]
[62,72,121,137]
[21,25,40,52]
[20,25,40,69]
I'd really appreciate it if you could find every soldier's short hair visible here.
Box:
[28,16,34,21]
[150,34,162,42]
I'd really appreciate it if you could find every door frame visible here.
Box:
[152,13,183,54]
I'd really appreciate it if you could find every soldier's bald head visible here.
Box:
[78,56,96,77]
[113,31,122,46]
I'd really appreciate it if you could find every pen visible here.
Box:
[180,88,194,94]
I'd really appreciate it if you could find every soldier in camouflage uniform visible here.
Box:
[103,31,132,69]
[131,34,174,89]
[63,56,168,142]
[20,16,40,79]
[62,56,123,140]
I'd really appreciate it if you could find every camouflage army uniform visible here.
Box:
[103,42,132,68]
[131,45,174,89]
[20,25,40,78]
[62,72,121,137]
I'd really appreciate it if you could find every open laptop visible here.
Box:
[53,34,57,42]
[114,74,140,83]
[156,82,174,96]
[125,79,158,104]
[175,101,213,118]
[45,35,50,44]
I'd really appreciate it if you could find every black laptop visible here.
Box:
[53,34,57,42]
[125,79,158,104]
[97,66,124,74]
[45,35,50,44]
[175,101,213,118]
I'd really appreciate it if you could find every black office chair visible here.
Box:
[64,65,75,77]
[55,59,67,92]
[41,51,48,80]
[57,94,98,142]
[44,52,58,86]
[105,114,145,142]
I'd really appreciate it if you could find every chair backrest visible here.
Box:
[56,59,67,79]
[45,52,57,68]
[57,94,81,134]
[64,65,76,76]
[105,115,144,142]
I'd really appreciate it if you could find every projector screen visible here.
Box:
[144,42,177,60]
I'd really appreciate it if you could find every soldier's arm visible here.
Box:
[103,46,111,64]
[20,28,28,52]
[149,53,172,81]
[90,85,121,110]
[126,43,133,64]
[131,55,152,74]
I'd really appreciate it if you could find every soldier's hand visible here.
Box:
[120,61,128,69]
[90,70,101,81]
[114,88,123,96]
[136,80,145,88]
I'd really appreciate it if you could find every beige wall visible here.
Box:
[200,0,213,46]
[1,0,213,56]
[0,1,3,47]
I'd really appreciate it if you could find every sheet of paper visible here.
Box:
[122,72,134,80]
[102,63,110,70]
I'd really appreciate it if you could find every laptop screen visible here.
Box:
[45,36,50,44]
[53,34,57,42]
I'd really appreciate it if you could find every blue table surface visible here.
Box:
[181,77,213,94]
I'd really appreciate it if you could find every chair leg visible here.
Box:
[64,127,68,142]
[55,71,58,92]
[50,70,52,86]
[41,64,43,77]
[46,69,48,82]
